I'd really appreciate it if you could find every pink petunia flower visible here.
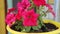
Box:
[21,0,31,9]
[22,9,39,26]
[5,13,16,26]
[45,4,55,17]
[16,0,31,20]
[17,0,31,11]
[32,0,46,6]
[16,2,23,20]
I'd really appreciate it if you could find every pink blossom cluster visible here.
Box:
[5,0,55,26]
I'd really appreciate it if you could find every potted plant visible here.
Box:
[6,0,60,34]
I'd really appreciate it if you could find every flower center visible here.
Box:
[28,16,32,18]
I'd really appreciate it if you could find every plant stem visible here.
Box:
[36,6,49,32]
[38,18,49,32]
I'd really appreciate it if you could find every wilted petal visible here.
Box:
[8,8,15,14]
[46,4,55,17]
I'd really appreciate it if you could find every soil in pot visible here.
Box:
[10,23,58,33]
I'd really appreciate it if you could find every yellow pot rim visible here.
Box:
[7,19,60,34]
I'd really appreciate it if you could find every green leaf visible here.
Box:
[37,21,42,29]
[21,29,25,32]
[15,26,20,30]
[38,25,41,28]
[25,26,31,32]
[32,26,39,30]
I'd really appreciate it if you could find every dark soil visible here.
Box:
[32,23,58,33]
[10,23,21,32]
[11,23,58,33]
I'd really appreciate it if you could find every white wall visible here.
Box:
[54,0,60,22]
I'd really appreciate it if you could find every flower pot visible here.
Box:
[7,19,60,34]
